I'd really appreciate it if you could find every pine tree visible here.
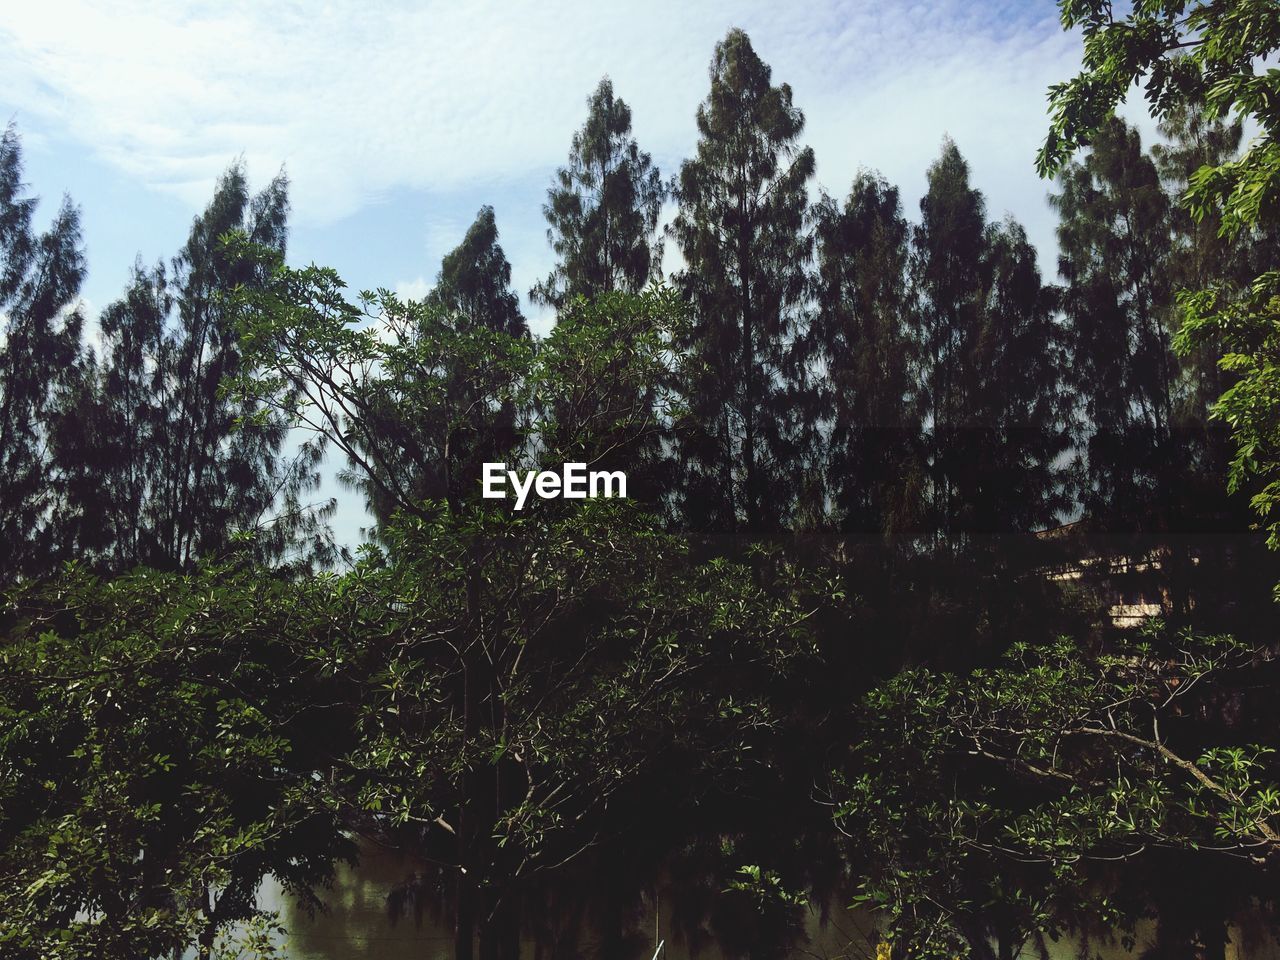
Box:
[669,29,815,532]
[812,172,918,536]
[1051,117,1176,529]
[909,141,988,544]
[970,216,1072,534]
[0,123,88,582]
[532,79,672,507]
[909,140,1069,546]
[345,206,529,528]
[79,260,169,567]
[531,78,665,309]
[85,163,334,573]
[1154,105,1279,500]
[429,205,527,336]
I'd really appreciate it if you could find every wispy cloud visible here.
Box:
[1,0,1082,258]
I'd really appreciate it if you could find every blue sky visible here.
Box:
[1,0,1131,551]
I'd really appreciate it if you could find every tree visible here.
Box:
[1154,105,1279,512]
[1038,0,1280,547]
[339,206,529,529]
[973,216,1072,535]
[910,140,1069,547]
[0,565,353,960]
[229,260,819,960]
[531,78,666,309]
[428,205,527,337]
[531,80,672,509]
[1051,118,1178,529]
[81,163,334,574]
[669,28,816,532]
[812,172,919,536]
[836,633,1280,960]
[0,123,89,582]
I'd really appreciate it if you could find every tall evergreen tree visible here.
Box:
[531,78,665,309]
[532,79,673,508]
[1154,105,1279,501]
[0,123,88,582]
[84,163,333,573]
[78,259,169,567]
[909,140,1069,546]
[1152,105,1280,628]
[1051,117,1176,529]
[344,205,529,528]
[429,205,527,337]
[669,29,816,532]
[812,172,918,536]
[970,216,1072,533]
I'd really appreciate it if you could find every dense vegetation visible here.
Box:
[2,4,1280,958]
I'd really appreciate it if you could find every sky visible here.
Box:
[0,0,1142,552]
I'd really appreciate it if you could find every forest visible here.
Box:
[2,2,1280,959]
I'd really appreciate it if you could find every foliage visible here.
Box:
[74,163,336,574]
[228,248,687,525]
[1052,117,1178,527]
[427,205,528,337]
[0,123,89,583]
[670,28,816,532]
[0,564,352,959]
[837,633,1279,960]
[812,172,918,536]
[910,140,1071,546]
[227,254,822,954]
[1039,0,1280,544]
[3,16,1280,960]
[532,77,666,308]
[338,206,528,526]
[337,501,821,948]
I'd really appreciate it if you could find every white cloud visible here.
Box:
[393,276,430,304]
[0,0,1086,256]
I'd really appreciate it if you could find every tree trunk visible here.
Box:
[478,888,521,960]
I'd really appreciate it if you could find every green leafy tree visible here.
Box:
[338,205,529,529]
[669,28,816,532]
[0,565,353,959]
[340,504,817,960]
[532,78,666,308]
[836,634,1280,960]
[1154,105,1280,514]
[230,260,819,960]
[0,123,89,582]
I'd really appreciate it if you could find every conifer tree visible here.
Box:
[531,78,665,309]
[429,205,527,337]
[909,140,1069,546]
[0,123,89,581]
[533,79,675,508]
[1051,118,1177,529]
[971,216,1072,534]
[86,163,334,573]
[669,29,815,532]
[812,173,918,536]
[345,205,529,528]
